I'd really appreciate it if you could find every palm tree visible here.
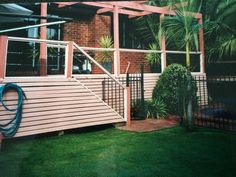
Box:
[159,0,202,68]
[157,0,203,130]
[203,0,236,61]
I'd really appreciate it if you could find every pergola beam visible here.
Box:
[56,1,201,19]
[103,1,202,19]
[56,2,78,8]
[162,1,189,10]
[128,11,152,18]
[97,0,147,15]
[54,1,204,74]
[97,7,112,14]
[97,6,146,16]
[80,2,114,9]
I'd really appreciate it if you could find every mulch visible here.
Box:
[118,116,180,132]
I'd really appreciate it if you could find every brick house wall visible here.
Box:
[63,14,151,74]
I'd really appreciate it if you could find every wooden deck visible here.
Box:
[0,77,124,138]
[0,73,207,138]
[74,73,207,104]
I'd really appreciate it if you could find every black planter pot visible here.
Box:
[102,61,112,73]
[150,63,161,73]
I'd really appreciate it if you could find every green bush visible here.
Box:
[152,64,198,115]
[145,99,167,119]
[131,99,167,119]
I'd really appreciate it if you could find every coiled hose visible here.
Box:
[0,83,26,138]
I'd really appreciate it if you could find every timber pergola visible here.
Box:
[50,1,204,75]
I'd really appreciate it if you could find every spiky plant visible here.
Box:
[145,43,161,65]
[98,36,114,63]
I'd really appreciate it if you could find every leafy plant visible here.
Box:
[131,99,167,119]
[152,64,198,116]
[98,36,114,63]
[136,0,203,69]
[145,43,161,65]
[145,99,167,119]
[160,0,202,68]
[203,0,236,61]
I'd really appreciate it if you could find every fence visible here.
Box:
[194,76,236,131]
[102,65,145,119]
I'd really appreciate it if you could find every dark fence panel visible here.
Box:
[102,65,145,119]
[194,76,236,131]
[102,78,125,118]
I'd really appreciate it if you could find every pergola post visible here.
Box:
[160,14,167,72]
[198,17,205,73]
[0,35,7,81]
[113,5,120,76]
[40,3,47,76]
[66,41,74,79]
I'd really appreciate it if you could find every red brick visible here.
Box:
[63,15,151,74]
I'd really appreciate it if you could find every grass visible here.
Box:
[0,126,236,177]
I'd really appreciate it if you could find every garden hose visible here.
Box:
[0,83,26,138]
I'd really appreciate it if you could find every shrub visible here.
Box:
[131,99,167,119]
[145,99,167,119]
[152,64,198,115]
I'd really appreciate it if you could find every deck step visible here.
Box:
[1,77,124,138]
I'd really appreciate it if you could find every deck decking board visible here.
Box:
[2,77,124,138]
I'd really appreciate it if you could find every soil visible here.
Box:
[118,115,180,132]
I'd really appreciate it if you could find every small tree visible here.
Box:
[152,64,198,130]
[160,0,202,67]
[158,0,202,130]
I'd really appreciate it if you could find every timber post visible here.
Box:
[40,3,48,76]
[0,35,7,81]
[0,133,3,150]
[125,86,131,127]
[66,41,74,79]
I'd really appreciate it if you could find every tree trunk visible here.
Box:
[186,42,193,131]
[186,41,191,67]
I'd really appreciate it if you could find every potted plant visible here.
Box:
[98,36,114,72]
[145,43,161,73]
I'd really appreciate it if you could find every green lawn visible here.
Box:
[0,126,236,177]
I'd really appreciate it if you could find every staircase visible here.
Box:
[1,77,124,138]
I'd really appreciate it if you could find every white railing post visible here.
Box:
[124,87,131,127]
[0,35,8,82]
[200,53,203,74]
[160,14,166,73]
[161,52,166,73]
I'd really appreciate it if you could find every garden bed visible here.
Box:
[118,116,179,132]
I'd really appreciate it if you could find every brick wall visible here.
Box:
[120,52,151,73]
[63,17,95,47]
[63,15,151,74]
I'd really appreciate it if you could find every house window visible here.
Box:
[119,17,145,49]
